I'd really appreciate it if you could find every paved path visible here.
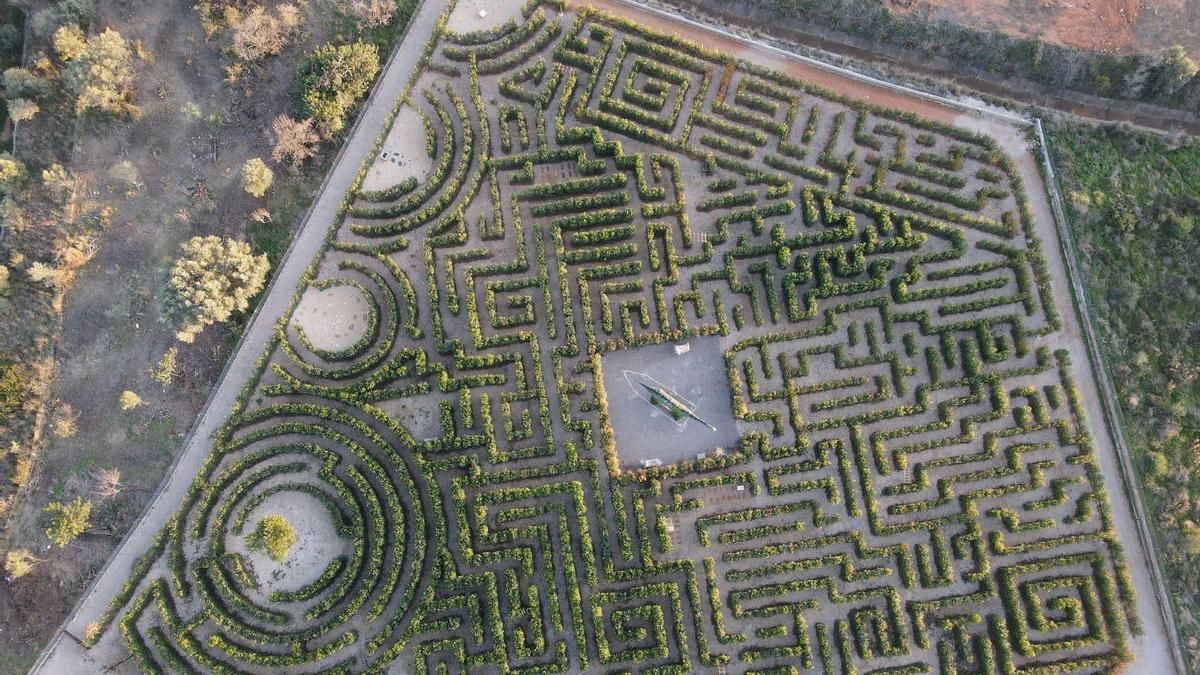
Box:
[28,1,448,671]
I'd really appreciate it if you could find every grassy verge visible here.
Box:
[1048,121,1200,669]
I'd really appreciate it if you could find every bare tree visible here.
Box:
[91,467,123,501]
[230,4,302,62]
[270,114,320,170]
[345,0,398,27]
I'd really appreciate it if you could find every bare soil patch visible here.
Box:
[889,0,1199,56]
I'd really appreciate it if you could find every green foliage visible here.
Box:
[30,0,93,38]
[0,362,28,421]
[59,27,138,117]
[240,158,274,197]
[248,514,297,562]
[299,41,379,132]
[3,67,49,101]
[1050,120,1200,667]
[4,548,39,579]
[44,497,91,547]
[165,236,269,343]
[150,347,178,386]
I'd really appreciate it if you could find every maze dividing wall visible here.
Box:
[89,2,1141,672]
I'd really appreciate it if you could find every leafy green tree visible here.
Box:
[3,68,49,101]
[300,42,379,133]
[249,514,297,561]
[44,497,91,547]
[165,236,269,343]
[59,28,138,117]
[30,0,93,38]
[0,24,21,52]
[241,158,274,197]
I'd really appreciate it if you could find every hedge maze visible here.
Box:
[90,1,1142,672]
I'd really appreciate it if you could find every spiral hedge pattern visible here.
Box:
[87,1,1144,672]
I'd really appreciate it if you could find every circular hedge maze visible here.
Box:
[88,1,1144,672]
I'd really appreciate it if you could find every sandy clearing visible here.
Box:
[230,490,347,596]
[293,283,371,353]
[446,0,529,34]
[360,104,434,194]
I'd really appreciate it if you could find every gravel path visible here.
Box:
[28,1,448,671]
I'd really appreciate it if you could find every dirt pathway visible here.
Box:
[28,0,450,670]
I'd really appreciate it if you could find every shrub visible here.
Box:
[270,114,320,169]
[7,99,38,123]
[240,158,274,197]
[248,514,296,561]
[44,497,91,547]
[165,236,269,343]
[150,347,178,386]
[30,0,93,38]
[119,390,143,410]
[230,4,301,62]
[4,548,41,579]
[300,42,379,133]
[342,0,401,27]
[59,28,138,117]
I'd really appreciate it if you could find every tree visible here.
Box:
[119,390,143,410]
[150,347,179,386]
[230,4,301,62]
[53,25,87,61]
[249,514,297,561]
[0,154,22,186]
[241,158,274,197]
[44,497,91,547]
[1159,45,1198,95]
[0,24,20,53]
[270,114,320,169]
[59,28,138,117]
[3,67,49,101]
[165,236,269,343]
[344,0,399,27]
[300,42,379,133]
[30,0,94,38]
[4,549,42,579]
[8,99,38,123]
[91,467,122,501]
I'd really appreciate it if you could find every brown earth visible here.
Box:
[888,0,1198,56]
